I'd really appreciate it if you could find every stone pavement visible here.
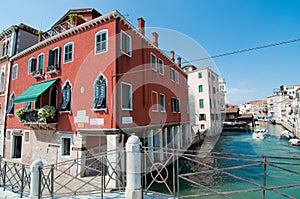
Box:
[0,190,170,199]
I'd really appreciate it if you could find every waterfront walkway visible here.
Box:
[0,190,168,199]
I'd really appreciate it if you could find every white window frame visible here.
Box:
[152,91,158,112]
[37,53,45,71]
[151,53,157,72]
[63,42,74,63]
[12,64,18,80]
[94,29,108,55]
[24,131,30,143]
[158,58,164,75]
[121,30,132,57]
[121,82,133,111]
[28,57,35,74]
[6,130,11,141]
[61,136,72,156]
[160,93,166,112]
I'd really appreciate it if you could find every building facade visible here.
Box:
[183,65,222,137]
[0,24,38,156]
[4,8,191,166]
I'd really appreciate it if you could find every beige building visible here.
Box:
[183,65,222,137]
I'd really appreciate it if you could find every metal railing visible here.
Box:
[1,148,299,198]
[0,160,31,198]
[142,149,300,199]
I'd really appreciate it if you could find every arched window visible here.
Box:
[7,93,14,115]
[93,74,107,110]
[60,81,71,112]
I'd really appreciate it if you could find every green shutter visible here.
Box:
[198,72,202,78]
[48,50,54,66]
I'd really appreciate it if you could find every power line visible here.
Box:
[182,37,300,64]
[115,37,300,76]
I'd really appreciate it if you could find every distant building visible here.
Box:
[239,100,268,119]
[183,65,222,137]
[218,78,227,109]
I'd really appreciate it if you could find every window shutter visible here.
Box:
[61,86,71,110]
[48,50,54,66]
[57,47,61,69]
[94,82,106,108]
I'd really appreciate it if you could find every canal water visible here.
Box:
[175,123,300,198]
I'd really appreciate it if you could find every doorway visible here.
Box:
[12,136,22,158]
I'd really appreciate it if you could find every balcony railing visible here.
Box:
[32,69,44,79]
[20,108,58,130]
[46,64,60,75]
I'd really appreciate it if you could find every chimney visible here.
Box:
[152,32,158,47]
[170,51,175,62]
[177,57,182,67]
[137,17,145,35]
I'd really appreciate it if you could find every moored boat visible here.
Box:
[280,130,294,139]
[252,128,269,139]
[289,139,300,146]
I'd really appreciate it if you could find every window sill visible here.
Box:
[122,108,133,111]
[59,111,72,115]
[92,108,107,112]
[7,114,14,117]
[121,51,132,58]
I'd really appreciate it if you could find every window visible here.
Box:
[48,47,61,69]
[121,31,132,57]
[95,30,108,54]
[0,71,4,93]
[171,98,180,113]
[163,128,168,149]
[7,93,14,115]
[213,87,216,94]
[151,91,158,112]
[24,131,29,143]
[151,53,157,71]
[211,113,215,121]
[200,124,205,129]
[12,64,18,80]
[37,54,44,71]
[198,72,202,79]
[160,94,165,112]
[6,130,11,140]
[64,43,73,63]
[199,99,204,108]
[212,75,215,81]
[184,68,189,73]
[93,74,107,110]
[28,57,36,74]
[60,81,71,112]
[199,114,206,121]
[208,72,211,78]
[158,59,164,75]
[122,82,132,110]
[170,68,179,83]
[61,137,71,156]
[198,85,203,92]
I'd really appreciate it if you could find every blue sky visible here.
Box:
[1,0,300,105]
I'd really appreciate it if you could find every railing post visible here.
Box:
[20,165,25,198]
[29,160,43,199]
[3,161,7,191]
[125,135,142,199]
[50,165,54,198]
[262,156,267,199]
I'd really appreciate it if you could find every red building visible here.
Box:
[4,8,191,165]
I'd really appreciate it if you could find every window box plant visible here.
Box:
[38,105,56,123]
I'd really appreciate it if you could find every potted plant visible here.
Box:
[38,105,56,123]
[16,107,27,121]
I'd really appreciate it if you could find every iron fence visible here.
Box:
[0,159,31,198]
[1,148,300,198]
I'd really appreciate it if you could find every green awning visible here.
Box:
[14,79,57,104]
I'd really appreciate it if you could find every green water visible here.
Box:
[180,123,300,198]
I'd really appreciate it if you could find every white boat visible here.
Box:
[289,139,300,146]
[280,130,294,139]
[252,128,268,139]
